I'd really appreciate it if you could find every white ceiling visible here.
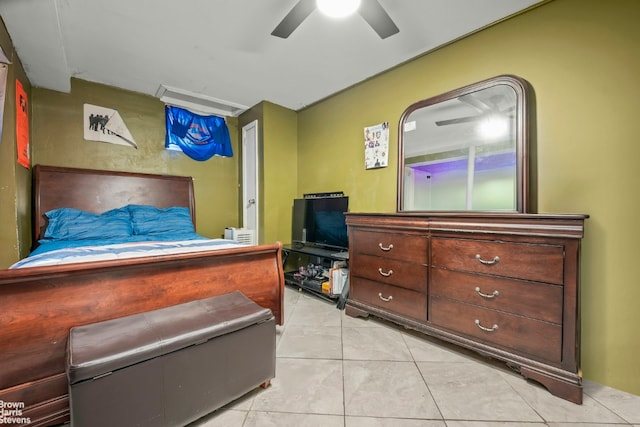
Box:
[0,0,544,114]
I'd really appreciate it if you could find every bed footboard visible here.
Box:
[0,243,284,427]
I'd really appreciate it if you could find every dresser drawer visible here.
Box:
[351,229,428,263]
[351,254,427,292]
[430,296,561,363]
[431,238,564,285]
[430,268,562,324]
[350,277,427,322]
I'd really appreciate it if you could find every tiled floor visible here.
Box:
[192,286,640,427]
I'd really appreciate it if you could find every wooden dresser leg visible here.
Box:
[345,304,370,319]
[520,366,583,404]
[260,380,271,389]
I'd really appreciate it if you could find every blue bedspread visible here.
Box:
[11,236,245,269]
[30,232,209,256]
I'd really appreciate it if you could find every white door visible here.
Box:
[403,167,415,210]
[242,120,259,241]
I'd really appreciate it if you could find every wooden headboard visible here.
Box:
[33,165,196,242]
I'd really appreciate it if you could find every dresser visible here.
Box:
[345,213,587,404]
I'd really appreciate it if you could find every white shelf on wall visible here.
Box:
[156,85,248,117]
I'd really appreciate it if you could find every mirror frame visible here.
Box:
[397,74,531,213]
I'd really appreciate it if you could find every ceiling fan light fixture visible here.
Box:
[316,0,361,18]
[477,115,509,140]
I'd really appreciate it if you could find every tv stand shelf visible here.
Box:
[283,244,348,259]
[282,244,349,301]
[283,272,335,301]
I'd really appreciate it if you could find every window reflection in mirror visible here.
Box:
[398,75,530,212]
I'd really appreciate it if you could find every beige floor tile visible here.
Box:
[244,411,344,426]
[342,326,413,361]
[277,324,343,359]
[584,380,640,424]
[548,424,634,427]
[286,294,342,326]
[401,331,477,363]
[343,360,442,419]
[417,361,542,422]
[346,416,446,426]
[446,423,546,427]
[252,358,344,415]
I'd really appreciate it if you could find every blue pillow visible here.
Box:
[43,207,133,241]
[127,205,195,235]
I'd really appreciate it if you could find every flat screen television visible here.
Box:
[291,195,349,251]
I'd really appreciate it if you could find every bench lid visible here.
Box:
[67,291,273,384]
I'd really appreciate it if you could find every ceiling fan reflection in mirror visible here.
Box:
[435,93,515,127]
[271,0,399,39]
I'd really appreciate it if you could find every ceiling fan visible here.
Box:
[271,0,399,39]
[435,94,515,127]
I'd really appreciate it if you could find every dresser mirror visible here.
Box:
[397,75,531,212]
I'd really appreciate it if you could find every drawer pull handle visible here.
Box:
[378,243,394,251]
[475,287,500,299]
[378,292,393,302]
[475,319,499,332]
[378,268,394,277]
[476,254,500,265]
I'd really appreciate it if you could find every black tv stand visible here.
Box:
[282,244,349,302]
[283,273,330,299]
[284,243,348,259]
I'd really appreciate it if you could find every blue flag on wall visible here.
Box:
[165,105,233,160]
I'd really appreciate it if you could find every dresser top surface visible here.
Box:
[345,212,587,239]
[345,212,588,220]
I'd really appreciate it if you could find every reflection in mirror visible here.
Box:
[398,75,530,212]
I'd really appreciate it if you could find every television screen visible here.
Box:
[291,196,348,250]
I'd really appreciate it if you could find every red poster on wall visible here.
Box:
[16,79,30,169]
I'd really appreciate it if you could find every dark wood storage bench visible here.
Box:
[66,291,276,427]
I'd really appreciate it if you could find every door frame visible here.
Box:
[241,120,259,241]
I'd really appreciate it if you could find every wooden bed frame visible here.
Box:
[0,165,285,427]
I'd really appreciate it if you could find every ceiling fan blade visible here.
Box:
[458,94,494,112]
[271,0,316,39]
[435,115,483,126]
[358,0,399,39]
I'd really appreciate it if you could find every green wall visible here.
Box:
[261,102,298,244]
[30,78,241,240]
[0,19,31,265]
[238,101,298,245]
[297,0,640,395]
